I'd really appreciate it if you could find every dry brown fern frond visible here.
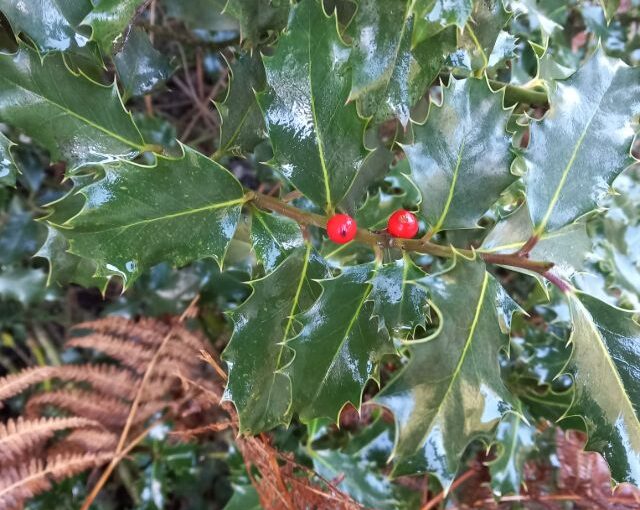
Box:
[0,315,222,510]
[0,453,113,510]
[0,417,100,465]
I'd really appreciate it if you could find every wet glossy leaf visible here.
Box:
[162,0,237,31]
[250,207,303,273]
[286,263,393,422]
[0,132,17,187]
[509,0,563,37]
[223,246,329,433]
[369,255,430,337]
[0,0,91,52]
[481,204,591,277]
[114,27,172,100]
[216,53,266,157]
[257,0,368,213]
[403,78,516,232]
[223,0,289,44]
[566,292,640,485]
[377,259,517,487]
[0,47,145,169]
[0,267,47,305]
[348,0,450,126]
[415,0,473,34]
[489,408,537,496]
[81,0,145,54]
[223,484,262,510]
[46,146,245,286]
[524,49,640,234]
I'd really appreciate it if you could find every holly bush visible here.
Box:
[1,0,640,508]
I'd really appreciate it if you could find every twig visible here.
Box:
[421,466,479,510]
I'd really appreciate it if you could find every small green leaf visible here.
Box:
[369,255,430,337]
[525,50,640,234]
[47,146,245,286]
[348,0,450,126]
[415,0,473,35]
[600,0,619,21]
[223,245,329,433]
[510,0,563,38]
[566,292,640,485]
[0,47,145,169]
[81,0,145,54]
[0,133,17,187]
[216,53,266,156]
[257,0,368,212]
[403,78,515,232]
[489,407,537,497]
[250,207,303,273]
[0,0,92,52]
[223,0,289,44]
[223,484,262,510]
[0,267,47,305]
[377,259,517,487]
[286,263,393,421]
[114,27,173,100]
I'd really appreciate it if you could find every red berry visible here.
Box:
[387,210,419,239]
[326,214,357,244]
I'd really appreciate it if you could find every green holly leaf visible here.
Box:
[348,0,450,126]
[250,207,304,273]
[600,0,619,21]
[0,0,92,52]
[509,0,563,38]
[369,255,430,338]
[0,267,47,305]
[114,27,173,101]
[163,0,237,31]
[223,245,329,434]
[223,0,289,44]
[525,51,640,235]
[403,78,516,232]
[355,159,421,229]
[489,407,537,497]
[257,0,368,213]
[377,259,517,487]
[286,263,393,422]
[81,0,145,54]
[0,133,17,187]
[0,202,46,265]
[481,204,591,277]
[414,0,473,39]
[216,53,266,157]
[566,292,640,485]
[47,146,245,286]
[0,47,146,169]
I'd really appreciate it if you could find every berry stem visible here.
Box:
[248,191,563,286]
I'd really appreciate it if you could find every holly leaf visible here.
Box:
[369,255,430,338]
[600,0,619,21]
[0,48,146,169]
[481,204,591,277]
[286,263,393,422]
[163,0,237,31]
[376,259,517,487]
[415,0,473,33]
[348,0,450,126]
[223,0,289,44]
[524,50,640,234]
[250,207,304,273]
[0,267,47,305]
[403,78,516,232]
[0,0,92,52]
[223,246,329,434]
[565,292,640,485]
[0,133,17,187]
[114,27,173,101]
[489,407,537,497]
[355,159,421,229]
[257,0,368,213]
[81,0,145,54]
[216,53,266,157]
[46,146,245,286]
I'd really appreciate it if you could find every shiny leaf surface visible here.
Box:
[286,263,393,421]
[0,47,145,169]
[377,259,517,487]
[81,0,145,54]
[223,0,289,44]
[524,49,640,234]
[403,78,515,231]
[369,255,430,337]
[223,245,329,433]
[257,0,367,212]
[46,146,245,286]
[0,132,17,187]
[566,292,640,485]
[250,207,303,273]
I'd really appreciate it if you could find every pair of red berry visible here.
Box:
[326,210,419,244]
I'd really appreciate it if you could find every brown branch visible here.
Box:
[248,191,566,288]
[421,466,479,510]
